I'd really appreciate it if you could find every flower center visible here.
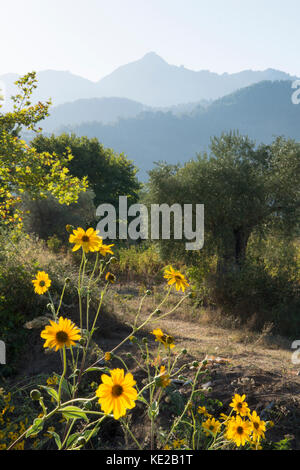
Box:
[237,426,244,435]
[112,384,123,397]
[166,335,174,344]
[237,402,243,409]
[39,280,45,287]
[82,235,90,242]
[253,422,259,430]
[56,331,69,343]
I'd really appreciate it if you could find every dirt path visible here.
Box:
[109,286,300,447]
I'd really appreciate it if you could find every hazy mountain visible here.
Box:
[57,80,300,179]
[41,97,150,132]
[94,52,298,106]
[0,70,96,111]
[1,53,298,110]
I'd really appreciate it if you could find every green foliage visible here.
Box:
[115,243,166,283]
[20,189,96,242]
[31,133,141,209]
[0,72,88,227]
[147,132,300,273]
[0,229,78,374]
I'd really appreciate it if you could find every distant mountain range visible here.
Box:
[1,53,299,181]
[57,80,300,179]
[1,52,298,110]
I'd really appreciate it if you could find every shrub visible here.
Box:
[115,243,166,283]
[0,229,78,374]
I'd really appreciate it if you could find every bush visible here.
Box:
[115,243,166,284]
[0,229,79,374]
[20,189,96,242]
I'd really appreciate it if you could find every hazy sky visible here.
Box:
[1,0,300,81]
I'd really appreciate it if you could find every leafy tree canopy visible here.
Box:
[31,133,141,209]
[147,132,300,273]
[0,72,88,227]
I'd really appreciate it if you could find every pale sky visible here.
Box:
[1,0,300,81]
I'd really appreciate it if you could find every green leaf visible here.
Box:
[60,405,88,422]
[25,418,44,438]
[47,430,62,449]
[40,385,59,403]
[147,400,159,419]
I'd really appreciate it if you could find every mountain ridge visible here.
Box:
[1,52,298,109]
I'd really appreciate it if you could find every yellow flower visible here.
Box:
[229,394,250,417]
[197,406,211,418]
[105,272,116,284]
[163,444,171,450]
[173,438,186,449]
[98,241,114,256]
[96,368,137,420]
[164,266,189,292]
[40,317,81,351]
[32,271,51,295]
[152,328,175,349]
[69,227,102,253]
[226,415,252,447]
[202,417,221,437]
[157,366,171,388]
[46,375,58,386]
[104,352,112,361]
[249,411,266,442]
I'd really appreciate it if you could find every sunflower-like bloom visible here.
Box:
[69,227,102,253]
[156,366,171,388]
[32,271,51,295]
[226,415,252,447]
[96,369,137,419]
[229,394,250,417]
[197,406,211,418]
[105,272,116,283]
[98,241,114,256]
[173,439,186,449]
[40,317,81,351]
[249,411,266,442]
[152,328,175,349]
[96,368,137,420]
[202,417,221,437]
[164,266,189,292]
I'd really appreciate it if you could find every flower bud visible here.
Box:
[145,290,151,296]
[30,389,41,401]
[129,336,137,343]
[65,224,74,233]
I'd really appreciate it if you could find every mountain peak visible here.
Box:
[141,52,166,64]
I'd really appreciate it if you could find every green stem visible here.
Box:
[58,346,67,405]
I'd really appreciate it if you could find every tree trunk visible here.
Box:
[217,227,250,276]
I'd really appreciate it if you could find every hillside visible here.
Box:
[58,80,300,179]
[1,52,297,110]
